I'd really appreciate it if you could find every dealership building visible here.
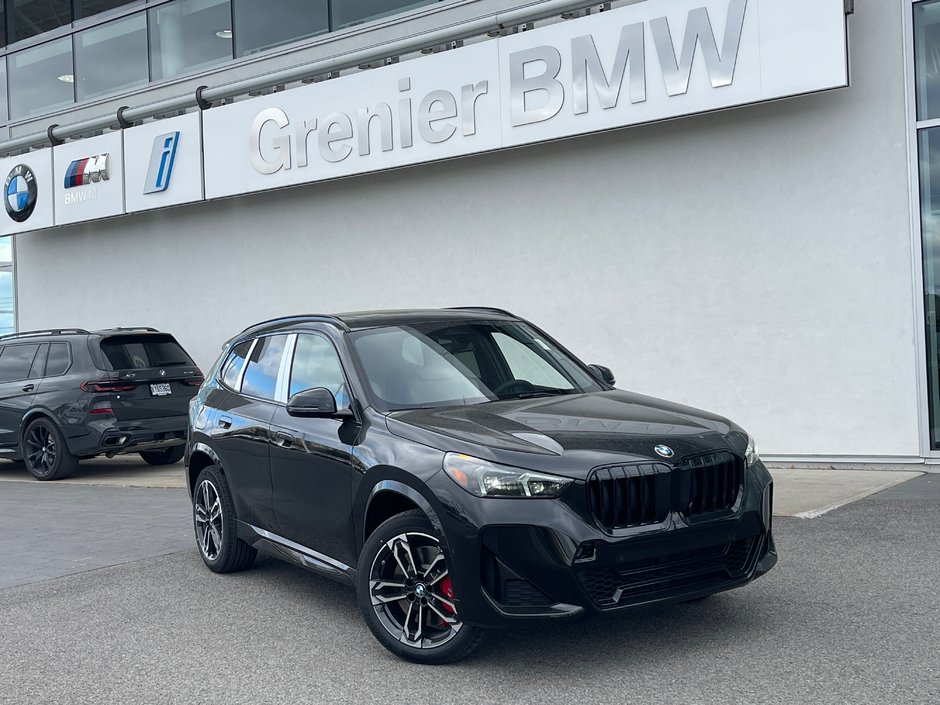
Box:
[0,0,936,465]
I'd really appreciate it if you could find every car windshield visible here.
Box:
[349,321,601,411]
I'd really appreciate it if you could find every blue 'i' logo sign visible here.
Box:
[144,131,180,194]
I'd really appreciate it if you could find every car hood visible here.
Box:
[385,390,742,471]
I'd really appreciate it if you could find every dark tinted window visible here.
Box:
[100,334,194,370]
[220,340,252,390]
[149,0,232,81]
[0,343,40,382]
[46,343,71,376]
[10,0,71,44]
[8,37,74,119]
[74,1,138,20]
[233,0,327,57]
[289,334,346,398]
[27,343,47,378]
[333,0,435,29]
[241,335,287,399]
[74,13,148,100]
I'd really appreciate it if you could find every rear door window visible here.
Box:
[0,344,41,382]
[241,335,288,400]
[28,344,48,379]
[100,334,194,370]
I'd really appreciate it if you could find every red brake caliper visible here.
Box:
[439,576,455,614]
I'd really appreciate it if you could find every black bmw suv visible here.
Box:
[0,327,202,480]
[186,309,776,663]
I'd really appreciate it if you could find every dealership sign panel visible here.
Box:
[123,112,204,214]
[53,132,125,226]
[6,0,848,231]
[0,149,54,235]
[203,0,848,200]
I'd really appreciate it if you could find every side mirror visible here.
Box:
[588,364,616,387]
[287,387,343,418]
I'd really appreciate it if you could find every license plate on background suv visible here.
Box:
[150,383,172,397]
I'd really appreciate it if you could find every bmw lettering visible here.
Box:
[4,164,37,223]
[144,131,180,194]
[63,154,110,204]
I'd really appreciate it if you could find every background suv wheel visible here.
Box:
[192,465,256,573]
[357,510,484,664]
[139,446,185,466]
[23,418,78,481]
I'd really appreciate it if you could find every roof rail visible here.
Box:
[0,328,91,342]
[97,327,160,333]
[241,315,349,333]
[447,307,517,318]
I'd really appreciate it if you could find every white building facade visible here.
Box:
[0,0,935,465]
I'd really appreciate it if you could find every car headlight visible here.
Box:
[746,435,760,467]
[442,453,572,498]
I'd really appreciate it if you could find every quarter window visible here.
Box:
[45,343,71,376]
[241,335,287,399]
[0,343,41,382]
[289,334,347,399]
[220,340,252,390]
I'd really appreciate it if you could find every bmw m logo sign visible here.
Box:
[64,154,110,188]
[654,445,675,458]
[4,164,37,223]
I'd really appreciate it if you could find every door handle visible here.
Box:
[22,384,34,392]
[218,416,233,429]
[274,431,294,448]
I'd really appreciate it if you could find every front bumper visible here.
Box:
[66,415,188,457]
[428,469,776,628]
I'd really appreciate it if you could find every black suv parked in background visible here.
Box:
[0,327,202,480]
[187,309,776,664]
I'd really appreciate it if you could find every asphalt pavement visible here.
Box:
[0,472,938,704]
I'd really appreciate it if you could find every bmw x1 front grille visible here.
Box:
[586,451,744,532]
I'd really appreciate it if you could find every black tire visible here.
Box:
[139,445,185,466]
[22,417,79,481]
[357,509,485,664]
[192,465,256,573]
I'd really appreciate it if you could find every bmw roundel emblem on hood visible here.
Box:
[654,445,675,458]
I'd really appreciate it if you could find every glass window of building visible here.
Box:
[232,0,328,57]
[332,0,437,30]
[9,0,71,45]
[0,59,8,125]
[0,237,13,336]
[149,0,233,81]
[0,5,6,48]
[74,1,139,20]
[8,37,74,119]
[74,14,148,100]
[916,1,940,120]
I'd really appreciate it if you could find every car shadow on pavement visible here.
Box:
[225,548,771,675]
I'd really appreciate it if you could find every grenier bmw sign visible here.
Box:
[0,0,848,234]
[203,0,848,199]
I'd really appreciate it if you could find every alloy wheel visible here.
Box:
[25,424,56,476]
[194,479,223,561]
[369,532,462,649]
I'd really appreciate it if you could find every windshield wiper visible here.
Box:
[505,389,577,400]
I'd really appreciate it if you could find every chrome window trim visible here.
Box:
[274,333,298,404]
[234,337,258,393]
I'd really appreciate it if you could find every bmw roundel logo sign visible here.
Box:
[4,164,37,223]
[654,444,675,458]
